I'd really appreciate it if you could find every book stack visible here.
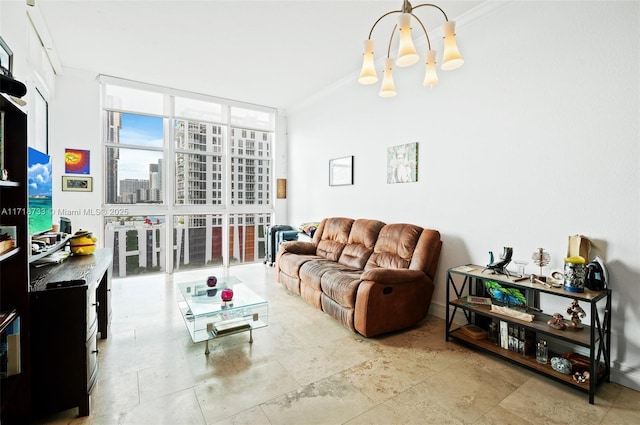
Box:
[499,320,535,357]
[212,320,251,337]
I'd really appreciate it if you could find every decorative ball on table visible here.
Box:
[221,288,234,302]
[206,276,218,287]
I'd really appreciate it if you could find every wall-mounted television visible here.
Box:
[27,147,52,237]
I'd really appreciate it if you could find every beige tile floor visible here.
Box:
[36,263,639,425]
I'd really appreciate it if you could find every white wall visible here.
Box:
[286,1,640,390]
[49,69,104,240]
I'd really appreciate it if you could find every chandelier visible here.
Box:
[358,0,464,97]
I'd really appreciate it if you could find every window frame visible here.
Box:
[100,76,276,272]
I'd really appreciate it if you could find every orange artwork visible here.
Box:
[65,148,90,174]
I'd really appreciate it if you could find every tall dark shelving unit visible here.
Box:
[0,94,31,422]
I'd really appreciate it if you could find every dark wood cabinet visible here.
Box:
[29,248,112,417]
[1,94,114,423]
[0,95,31,423]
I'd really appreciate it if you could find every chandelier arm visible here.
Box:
[367,9,402,39]
[411,3,449,21]
[410,13,431,51]
[386,24,399,58]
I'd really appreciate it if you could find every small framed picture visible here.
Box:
[62,175,93,192]
[329,156,354,186]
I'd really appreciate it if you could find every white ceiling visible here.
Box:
[33,0,483,110]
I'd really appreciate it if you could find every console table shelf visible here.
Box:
[448,298,595,347]
[446,265,611,404]
[448,328,596,390]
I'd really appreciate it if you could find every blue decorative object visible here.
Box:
[550,357,572,375]
[485,280,526,308]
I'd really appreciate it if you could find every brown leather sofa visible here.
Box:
[275,217,442,337]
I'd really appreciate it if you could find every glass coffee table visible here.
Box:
[176,276,268,354]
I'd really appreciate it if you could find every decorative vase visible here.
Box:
[221,288,234,302]
[206,276,217,287]
[564,256,586,293]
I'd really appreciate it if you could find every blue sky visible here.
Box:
[27,147,52,197]
[117,113,163,181]
[120,113,163,147]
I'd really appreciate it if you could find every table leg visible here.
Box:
[249,328,253,343]
[205,340,210,355]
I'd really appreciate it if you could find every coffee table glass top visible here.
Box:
[176,276,268,343]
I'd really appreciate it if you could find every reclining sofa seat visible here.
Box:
[275,217,442,337]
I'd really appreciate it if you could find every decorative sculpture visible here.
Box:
[484,247,513,276]
[547,313,567,330]
[550,357,573,375]
[532,247,551,280]
[566,299,586,329]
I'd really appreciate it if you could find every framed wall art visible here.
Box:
[387,142,418,184]
[329,155,353,186]
[277,178,287,199]
[62,176,93,192]
[65,148,90,174]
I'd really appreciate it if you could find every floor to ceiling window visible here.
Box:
[101,77,274,276]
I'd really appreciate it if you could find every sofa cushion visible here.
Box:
[315,217,354,261]
[321,294,355,331]
[338,219,385,269]
[300,259,344,291]
[278,271,303,295]
[365,223,423,270]
[278,253,319,278]
[320,270,362,309]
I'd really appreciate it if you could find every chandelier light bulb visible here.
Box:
[441,20,464,71]
[396,13,419,67]
[379,58,397,97]
[358,39,379,84]
[423,50,438,88]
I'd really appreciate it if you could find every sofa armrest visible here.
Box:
[279,240,317,256]
[355,268,434,337]
[360,268,426,284]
